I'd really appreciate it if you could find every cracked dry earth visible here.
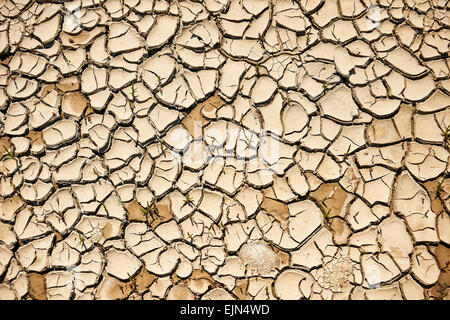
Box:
[0,0,449,301]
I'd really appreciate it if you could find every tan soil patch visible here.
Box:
[233,279,251,300]
[0,56,12,64]
[133,267,157,293]
[423,178,446,214]
[57,76,80,92]
[126,197,173,229]
[152,198,173,228]
[260,195,290,223]
[28,273,47,300]
[40,84,56,98]
[126,199,147,222]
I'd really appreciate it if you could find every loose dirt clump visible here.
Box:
[28,273,47,300]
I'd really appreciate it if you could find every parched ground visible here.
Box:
[0,0,449,300]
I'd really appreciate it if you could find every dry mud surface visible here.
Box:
[0,0,449,300]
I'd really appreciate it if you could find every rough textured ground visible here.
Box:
[0,0,449,300]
